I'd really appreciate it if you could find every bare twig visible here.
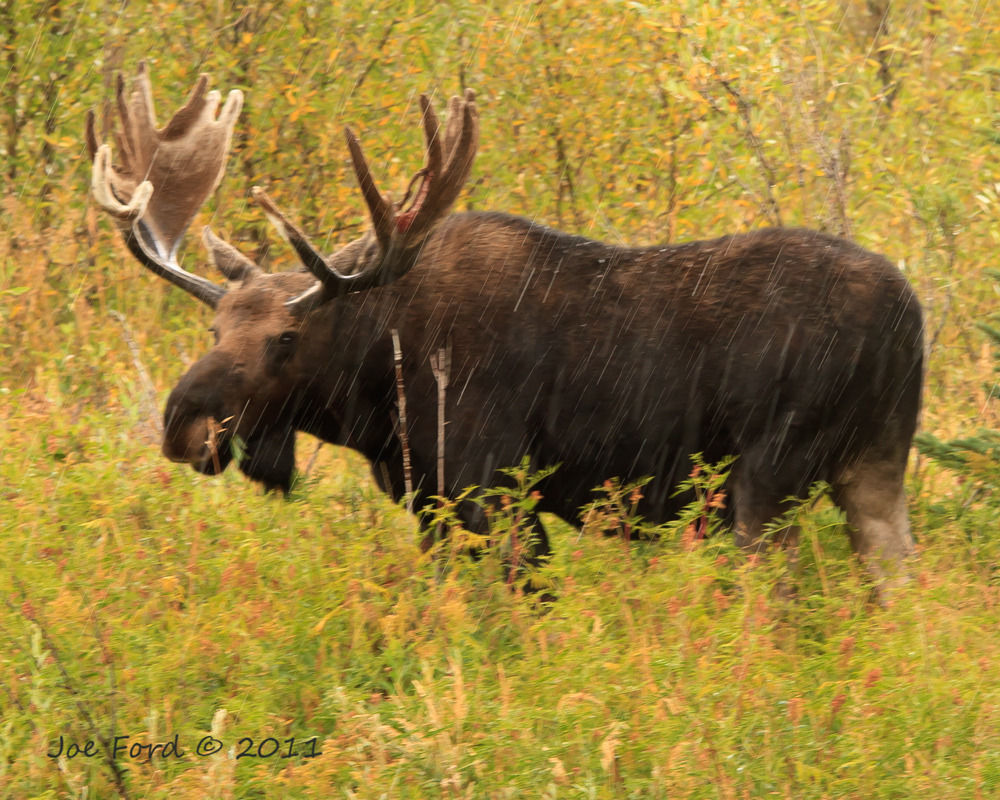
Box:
[866,0,899,109]
[206,415,223,475]
[0,621,79,798]
[391,330,413,512]
[429,345,451,496]
[5,586,133,800]
[430,344,451,543]
[910,193,958,362]
[109,309,163,437]
[353,18,398,93]
[536,17,578,225]
[645,36,705,241]
[303,440,324,479]
[716,79,784,227]
[788,72,853,237]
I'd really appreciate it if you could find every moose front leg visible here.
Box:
[730,458,804,600]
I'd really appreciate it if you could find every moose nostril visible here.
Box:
[161,414,218,464]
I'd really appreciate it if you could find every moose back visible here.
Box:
[88,64,923,584]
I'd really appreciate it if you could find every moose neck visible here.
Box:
[290,288,400,461]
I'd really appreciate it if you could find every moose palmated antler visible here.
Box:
[254,90,479,308]
[87,62,245,307]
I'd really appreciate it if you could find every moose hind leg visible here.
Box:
[487,509,553,596]
[731,461,801,555]
[730,461,804,599]
[732,498,801,555]
[831,459,914,593]
[515,513,556,598]
[448,499,554,589]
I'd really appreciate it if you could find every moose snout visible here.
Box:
[161,409,235,475]
[161,412,210,463]
[162,352,238,472]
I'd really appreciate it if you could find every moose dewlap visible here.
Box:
[88,64,923,590]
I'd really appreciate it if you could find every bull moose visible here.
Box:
[87,64,923,587]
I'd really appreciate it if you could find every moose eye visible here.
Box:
[269,331,298,361]
[209,327,219,345]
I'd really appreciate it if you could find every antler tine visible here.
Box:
[440,92,479,200]
[345,127,395,248]
[442,94,465,162]
[91,143,151,225]
[88,63,245,307]
[340,91,478,248]
[113,73,136,174]
[278,89,480,313]
[252,187,340,281]
[395,89,478,240]
[253,186,389,307]
[84,109,100,161]
[162,72,210,140]
[419,94,444,187]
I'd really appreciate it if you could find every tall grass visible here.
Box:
[3,1,1000,796]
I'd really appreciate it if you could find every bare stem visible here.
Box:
[109,310,163,438]
[206,416,222,475]
[430,345,451,543]
[717,78,784,227]
[429,345,451,496]
[5,585,133,799]
[391,330,413,512]
[303,440,324,479]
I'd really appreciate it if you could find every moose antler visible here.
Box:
[254,90,479,308]
[87,62,245,307]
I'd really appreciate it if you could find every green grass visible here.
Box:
[5,377,1000,797]
[4,0,1000,797]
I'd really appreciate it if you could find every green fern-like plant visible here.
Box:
[916,269,1000,491]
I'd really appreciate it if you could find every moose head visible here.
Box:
[88,63,478,493]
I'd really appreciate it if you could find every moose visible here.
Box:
[87,64,924,588]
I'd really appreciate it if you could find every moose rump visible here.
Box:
[353,213,923,573]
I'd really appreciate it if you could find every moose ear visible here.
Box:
[202,227,261,283]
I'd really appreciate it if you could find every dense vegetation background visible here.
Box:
[2,1,1000,797]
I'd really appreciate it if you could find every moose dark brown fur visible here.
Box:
[88,65,924,586]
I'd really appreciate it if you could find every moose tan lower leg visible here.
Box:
[832,461,914,596]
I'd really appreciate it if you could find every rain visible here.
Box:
[2,2,999,796]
